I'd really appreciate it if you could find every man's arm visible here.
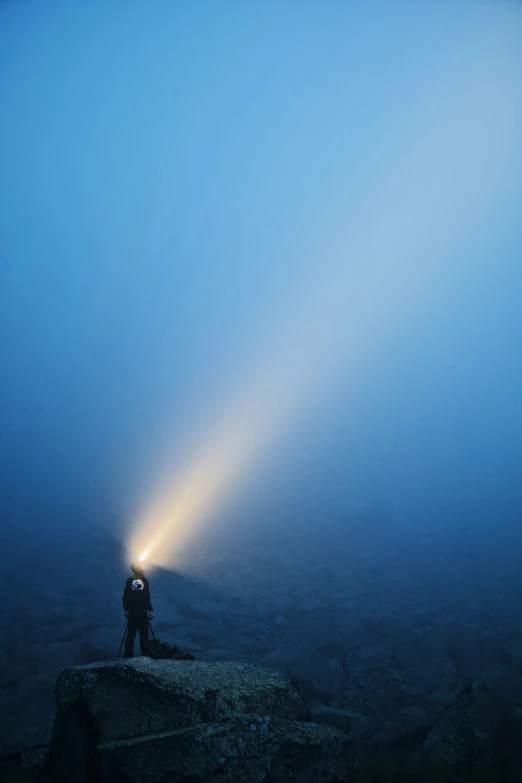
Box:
[122,580,132,613]
[145,580,153,613]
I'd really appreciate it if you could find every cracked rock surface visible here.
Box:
[45,658,356,782]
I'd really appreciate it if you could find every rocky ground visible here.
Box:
[45,657,354,782]
[1,514,522,778]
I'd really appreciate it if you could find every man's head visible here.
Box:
[131,561,145,576]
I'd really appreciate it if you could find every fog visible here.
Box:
[1,0,522,764]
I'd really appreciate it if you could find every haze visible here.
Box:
[1,0,521,574]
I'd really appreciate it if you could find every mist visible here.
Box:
[1,0,522,768]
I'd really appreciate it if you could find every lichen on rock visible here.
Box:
[45,658,356,782]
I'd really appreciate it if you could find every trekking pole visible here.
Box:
[118,621,129,658]
[148,620,157,640]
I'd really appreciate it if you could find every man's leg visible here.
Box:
[125,616,138,658]
[137,613,150,655]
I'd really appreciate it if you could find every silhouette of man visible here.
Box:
[122,562,154,658]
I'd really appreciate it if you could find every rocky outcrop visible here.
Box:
[45,658,356,782]
[410,681,522,768]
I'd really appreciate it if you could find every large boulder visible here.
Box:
[410,681,522,768]
[46,658,356,782]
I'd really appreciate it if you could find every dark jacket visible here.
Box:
[123,574,153,615]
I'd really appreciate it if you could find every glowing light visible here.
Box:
[129,25,520,570]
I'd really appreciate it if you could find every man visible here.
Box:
[122,561,154,658]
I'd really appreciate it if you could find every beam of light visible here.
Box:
[128,28,520,570]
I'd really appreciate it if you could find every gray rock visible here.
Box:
[52,659,312,742]
[98,715,354,783]
[411,681,522,767]
[46,658,355,782]
[311,704,371,743]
